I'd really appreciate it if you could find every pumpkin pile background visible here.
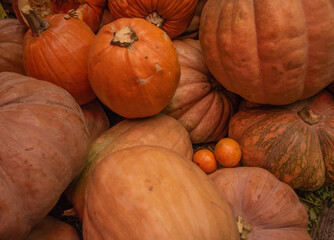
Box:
[1,0,334,239]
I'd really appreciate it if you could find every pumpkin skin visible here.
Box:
[0,18,26,74]
[12,0,106,32]
[107,0,198,39]
[199,0,334,105]
[82,145,240,240]
[209,167,311,240]
[68,113,193,221]
[23,13,96,105]
[25,216,80,240]
[163,39,240,143]
[0,72,89,240]
[228,90,334,190]
[88,18,181,118]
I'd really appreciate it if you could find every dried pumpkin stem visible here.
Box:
[236,214,252,240]
[145,12,164,28]
[297,106,322,125]
[110,26,139,48]
[21,4,50,37]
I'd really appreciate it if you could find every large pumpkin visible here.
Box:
[228,90,334,190]
[199,0,334,105]
[23,7,96,105]
[0,18,26,74]
[0,72,89,240]
[88,18,181,118]
[82,145,240,239]
[210,167,311,240]
[107,0,198,39]
[12,0,105,32]
[163,39,240,143]
[68,113,193,221]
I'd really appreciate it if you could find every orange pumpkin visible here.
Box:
[23,7,96,105]
[107,0,198,39]
[88,18,181,118]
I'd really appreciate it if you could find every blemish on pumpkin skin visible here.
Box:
[137,64,162,84]
[148,186,153,191]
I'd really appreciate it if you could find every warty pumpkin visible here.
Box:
[88,18,181,118]
[163,39,240,143]
[107,0,198,39]
[12,0,106,32]
[81,145,240,240]
[0,72,90,240]
[210,167,311,240]
[23,6,96,105]
[228,90,334,190]
[67,113,193,221]
[199,0,334,105]
[0,18,26,74]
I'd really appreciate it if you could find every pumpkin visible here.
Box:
[163,39,239,143]
[12,0,105,32]
[327,82,334,95]
[23,6,96,105]
[228,90,334,190]
[209,167,311,240]
[25,216,80,240]
[0,72,89,240]
[81,99,110,144]
[0,18,26,74]
[199,0,334,105]
[68,113,193,221]
[88,18,181,118]
[82,145,240,239]
[107,0,198,39]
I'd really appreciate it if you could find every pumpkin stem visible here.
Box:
[236,214,252,240]
[145,12,164,28]
[297,106,322,125]
[21,4,50,37]
[110,26,139,48]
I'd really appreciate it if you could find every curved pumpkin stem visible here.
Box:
[145,12,164,28]
[297,106,322,125]
[21,4,50,37]
[236,214,252,240]
[110,26,139,48]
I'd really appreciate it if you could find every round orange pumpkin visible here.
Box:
[0,18,26,74]
[23,7,96,105]
[12,0,106,32]
[163,39,240,143]
[107,0,198,39]
[199,0,334,105]
[88,18,181,118]
[228,90,334,190]
[0,72,89,240]
[210,167,311,240]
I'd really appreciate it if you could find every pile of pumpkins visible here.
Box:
[1,0,334,239]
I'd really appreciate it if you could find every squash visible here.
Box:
[0,72,89,240]
[228,90,334,190]
[210,167,311,240]
[25,216,80,240]
[22,6,96,105]
[68,113,193,221]
[107,0,198,39]
[88,18,180,118]
[163,39,239,143]
[0,18,26,74]
[199,0,334,105]
[12,0,105,32]
[82,145,240,239]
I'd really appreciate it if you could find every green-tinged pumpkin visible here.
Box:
[68,113,193,221]
[0,72,89,240]
[210,167,311,240]
[163,39,240,143]
[228,90,334,190]
[82,145,240,240]
[199,0,334,105]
